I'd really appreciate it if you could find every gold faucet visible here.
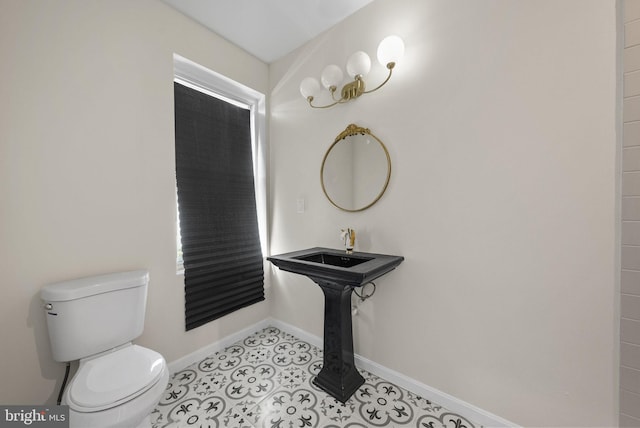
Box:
[341,228,356,254]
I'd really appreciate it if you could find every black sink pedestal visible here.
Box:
[266,247,404,403]
[310,277,364,403]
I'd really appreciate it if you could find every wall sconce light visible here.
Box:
[299,35,405,109]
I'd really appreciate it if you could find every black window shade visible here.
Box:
[174,82,264,331]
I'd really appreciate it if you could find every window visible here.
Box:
[173,54,267,331]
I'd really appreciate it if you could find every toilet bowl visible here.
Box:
[41,270,169,428]
[64,345,169,428]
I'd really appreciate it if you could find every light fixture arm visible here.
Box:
[307,96,340,109]
[305,73,384,109]
[362,62,395,94]
[307,79,363,109]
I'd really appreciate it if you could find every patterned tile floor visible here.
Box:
[151,326,480,428]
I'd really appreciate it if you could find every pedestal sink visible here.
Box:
[267,247,404,402]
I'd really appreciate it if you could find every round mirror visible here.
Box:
[321,124,391,212]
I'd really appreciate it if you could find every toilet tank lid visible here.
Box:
[41,270,149,302]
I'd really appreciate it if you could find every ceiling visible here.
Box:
[160,0,375,63]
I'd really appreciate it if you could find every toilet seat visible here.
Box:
[67,345,165,412]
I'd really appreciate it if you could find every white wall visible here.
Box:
[0,0,270,404]
[269,0,619,426]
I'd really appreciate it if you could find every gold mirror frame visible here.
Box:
[321,124,392,212]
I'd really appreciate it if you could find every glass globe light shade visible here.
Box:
[299,77,320,99]
[377,35,405,67]
[346,51,371,78]
[321,65,344,90]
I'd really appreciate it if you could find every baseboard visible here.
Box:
[167,318,272,373]
[168,317,518,428]
[354,353,518,428]
[268,318,518,428]
[267,317,323,348]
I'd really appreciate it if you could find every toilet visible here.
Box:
[41,270,169,428]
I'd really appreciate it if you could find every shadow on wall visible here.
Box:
[27,291,68,405]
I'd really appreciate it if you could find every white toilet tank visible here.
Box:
[41,270,149,362]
